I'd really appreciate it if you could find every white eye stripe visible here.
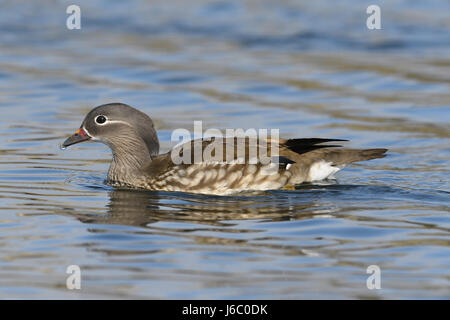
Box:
[94,116,130,127]
[106,120,132,126]
[93,117,133,129]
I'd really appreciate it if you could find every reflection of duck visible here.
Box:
[62,102,387,195]
[69,189,333,259]
[75,189,325,228]
[75,189,160,227]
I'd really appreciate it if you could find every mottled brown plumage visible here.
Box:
[62,103,387,195]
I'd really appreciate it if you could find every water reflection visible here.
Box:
[75,188,327,228]
[68,182,450,233]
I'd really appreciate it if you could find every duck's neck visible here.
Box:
[107,135,153,185]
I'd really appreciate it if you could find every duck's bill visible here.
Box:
[62,128,91,147]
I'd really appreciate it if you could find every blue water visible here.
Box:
[0,0,448,299]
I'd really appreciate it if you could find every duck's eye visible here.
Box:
[95,115,107,124]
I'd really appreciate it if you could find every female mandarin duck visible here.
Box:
[62,103,387,195]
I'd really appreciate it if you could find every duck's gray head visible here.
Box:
[62,103,160,158]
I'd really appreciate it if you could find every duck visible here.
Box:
[62,103,387,195]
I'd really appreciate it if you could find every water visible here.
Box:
[0,0,449,299]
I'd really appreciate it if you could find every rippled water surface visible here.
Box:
[0,0,449,299]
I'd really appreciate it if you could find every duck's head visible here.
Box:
[62,103,160,159]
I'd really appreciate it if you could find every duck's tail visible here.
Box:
[322,148,388,166]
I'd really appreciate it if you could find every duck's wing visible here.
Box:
[144,137,373,171]
[143,136,295,177]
